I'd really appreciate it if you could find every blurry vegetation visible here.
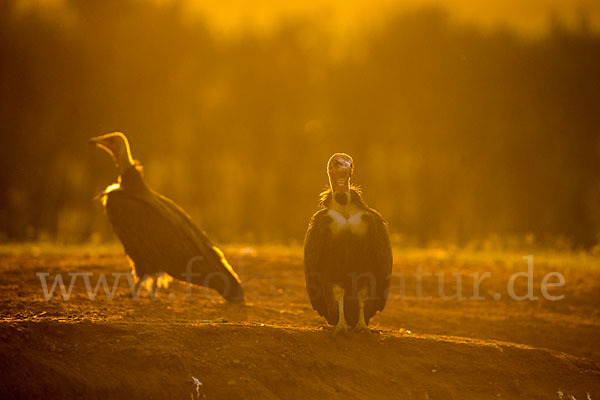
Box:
[1,0,599,248]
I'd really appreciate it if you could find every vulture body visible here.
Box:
[304,153,392,336]
[90,132,244,303]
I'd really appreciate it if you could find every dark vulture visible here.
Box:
[304,153,392,337]
[90,132,244,303]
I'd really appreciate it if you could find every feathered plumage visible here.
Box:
[91,132,244,302]
[304,154,392,336]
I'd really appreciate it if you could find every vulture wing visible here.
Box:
[364,209,393,314]
[303,209,333,318]
[105,189,244,302]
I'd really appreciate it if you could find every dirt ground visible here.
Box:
[0,244,599,399]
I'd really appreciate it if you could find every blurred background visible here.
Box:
[1,0,599,249]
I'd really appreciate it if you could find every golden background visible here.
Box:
[1,0,599,248]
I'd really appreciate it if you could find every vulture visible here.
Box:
[90,132,244,303]
[304,153,392,337]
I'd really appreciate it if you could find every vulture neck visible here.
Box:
[328,173,351,195]
[119,164,150,195]
[331,188,351,206]
[332,183,350,194]
[326,172,351,205]
[115,147,135,175]
[117,159,134,175]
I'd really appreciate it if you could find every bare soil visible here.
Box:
[0,246,599,399]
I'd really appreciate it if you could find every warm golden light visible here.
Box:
[170,0,600,35]
[2,0,599,247]
[1,1,599,398]
[17,0,600,35]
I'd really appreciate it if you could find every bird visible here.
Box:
[304,153,392,337]
[89,132,244,303]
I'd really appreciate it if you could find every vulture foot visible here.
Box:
[352,322,371,334]
[332,320,350,339]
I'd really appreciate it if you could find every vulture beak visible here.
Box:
[89,136,103,148]
[333,165,350,184]
[89,135,114,156]
[88,136,104,146]
[89,132,134,173]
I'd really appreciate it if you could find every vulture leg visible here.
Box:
[331,284,350,338]
[135,274,156,299]
[353,286,371,334]
[148,277,157,299]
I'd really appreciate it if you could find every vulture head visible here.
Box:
[89,132,134,173]
[327,153,354,193]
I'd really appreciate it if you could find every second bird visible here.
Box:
[90,132,244,303]
[304,153,392,337]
